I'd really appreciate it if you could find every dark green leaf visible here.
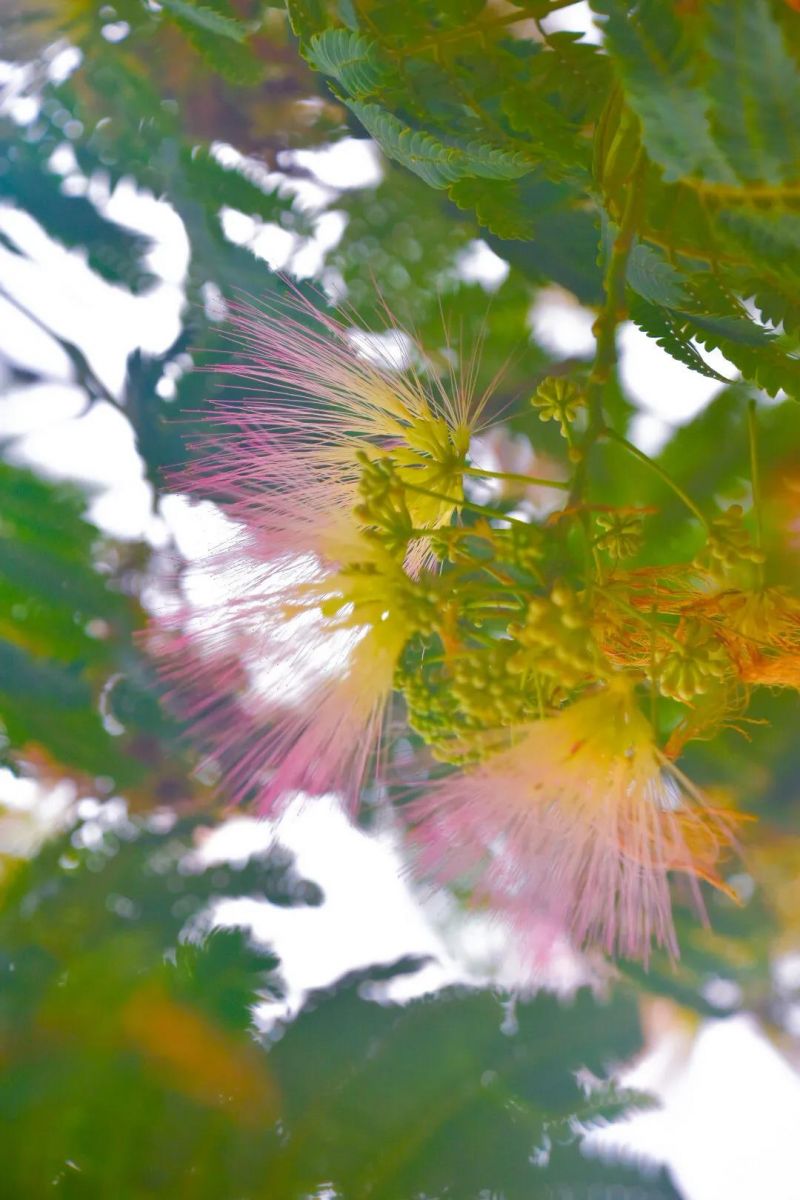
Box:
[706,0,800,185]
[594,0,735,183]
[629,295,733,384]
[626,242,690,308]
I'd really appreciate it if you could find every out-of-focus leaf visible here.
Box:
[180,146,300,226]
[593,0,734,184]
[0,464,193,796]
[159,0,248,42]
[262,966,650,1200]
[0,813,308,1196]
[155,0,265,82]
[705,0,800,186]
[541,1143,684,1199]
[0,814,666,1199]
[0,127,154,292]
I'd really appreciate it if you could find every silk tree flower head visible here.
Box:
[182,285,498,571]
[408,682,739,963]
[153,288,497,815]
[152,520,438,815]
[151,319,751,967]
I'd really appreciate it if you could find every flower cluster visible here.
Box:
[152,290,800,965]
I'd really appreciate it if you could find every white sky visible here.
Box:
[0,96,797,1200]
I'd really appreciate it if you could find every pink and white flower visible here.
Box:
[180,286,495,566]
[408,685,738,962]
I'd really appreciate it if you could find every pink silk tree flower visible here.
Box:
[150,526,419,816]
[150,288,504,816]
[408,684,739,963]
[180,286,498,568]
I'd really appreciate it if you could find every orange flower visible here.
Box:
[697,588,800,689]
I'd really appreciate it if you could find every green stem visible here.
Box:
[535,673,545,721]
[409,526,457,539]
[464,599,524,613]
[464,465,569,490]
[403,481,532,529]
[747,399,765,584]
[485,559,539,591]
[570,151,645,503]
[603,427,709,529]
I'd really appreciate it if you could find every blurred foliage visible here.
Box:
[0,0,800,1195]
[0,459,198,808]
[0,809,680,1199]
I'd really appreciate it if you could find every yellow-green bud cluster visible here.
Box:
[595,510,645,559]
[342,413,787,773]
[492,524,545,574]
[694,504,766,580]
[654,623,730,704]
[397,659,480,765]
[449,642,544,729]
[354,452,414,552]
[531,377,586,438]
[428,523,544,577]
[508,583,600,688]
[395,580,441,638]
[397,640,547,765]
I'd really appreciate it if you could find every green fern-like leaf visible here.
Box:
[160,0,264,83]
[716,208,800,287]
[501,83,590,181]
[595,0,735,184]
[347,100,533,189]
[706,0,800,185]
[748,283,800,338]
[307,29,391,99]
[680,315,800,399]
[626,242,690,308]
[159,0,247,41]
[629,295,732,383]
[675,308,774,350]
[285,0,328,39]
[448,176,538,240]
[634,274,800,398]
[530,30,613,126]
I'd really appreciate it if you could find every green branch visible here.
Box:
[603,427,709,529]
